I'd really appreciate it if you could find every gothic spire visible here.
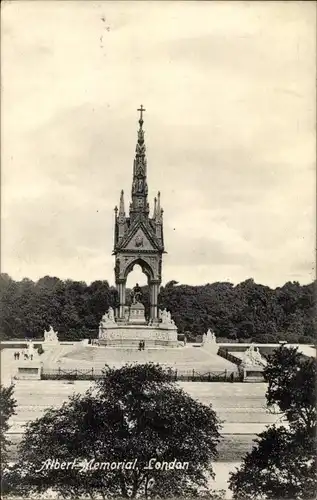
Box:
[130,105,149,220]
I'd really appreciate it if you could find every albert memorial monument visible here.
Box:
[98,106,178,348]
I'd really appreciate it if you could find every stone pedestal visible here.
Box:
[15,361,42,380]
[98,306,179,348]
[98,324,178,348]
[128,302,147,325]
[241,364,265,382]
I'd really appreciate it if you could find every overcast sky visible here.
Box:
[2,1,316,288]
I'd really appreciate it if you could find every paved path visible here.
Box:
[6,380,282,447]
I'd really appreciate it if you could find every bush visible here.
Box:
[284,333,301,343]
[298,335,316,344]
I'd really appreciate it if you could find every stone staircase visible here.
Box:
[62,344,239,372]
[41,343,79,367]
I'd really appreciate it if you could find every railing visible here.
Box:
[41,367,244,382]
[217,347,243,366]
[41,368,104,380]
[173,369,244,382]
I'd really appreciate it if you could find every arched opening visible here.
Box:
[126,264,147,290]
[124,258,154,282]
[126,263,150,320]
[116,258,159,323]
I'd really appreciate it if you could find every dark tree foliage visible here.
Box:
[7,363,223,499]
[158,279,316,342]
[229,347,317,499]
[0,274,119,340]
[0,384,17,494]
[264,347,316,429]
[0,273,315,342]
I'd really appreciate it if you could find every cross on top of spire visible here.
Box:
[137,104,146,123]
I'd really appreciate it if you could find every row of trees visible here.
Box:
[0,274,118,341]
[1,348,316,498]
[0,273,315,343]
[159,279,316,343]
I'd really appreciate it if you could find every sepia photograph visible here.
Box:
[1,1,316,499]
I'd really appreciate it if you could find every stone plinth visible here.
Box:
[15,361,42,380]
[241,364,265,382]
[98,324,179,348]
[128,302,147,325]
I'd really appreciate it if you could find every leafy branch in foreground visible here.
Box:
[229,347,317,500]
[1,384,17,495]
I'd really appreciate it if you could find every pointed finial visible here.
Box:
[136,106,146,148]
[153,197,157,218]
[156,192,161,222]
[119,190,125,215]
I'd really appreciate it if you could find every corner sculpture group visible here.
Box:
[13,339,39,361]
[43,325,59,343]
[242,344,267,366]
[13,325,60,362]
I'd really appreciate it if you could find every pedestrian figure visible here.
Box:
[17,352,20,360]
[138,341,142,351]
[30,354,33,361]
